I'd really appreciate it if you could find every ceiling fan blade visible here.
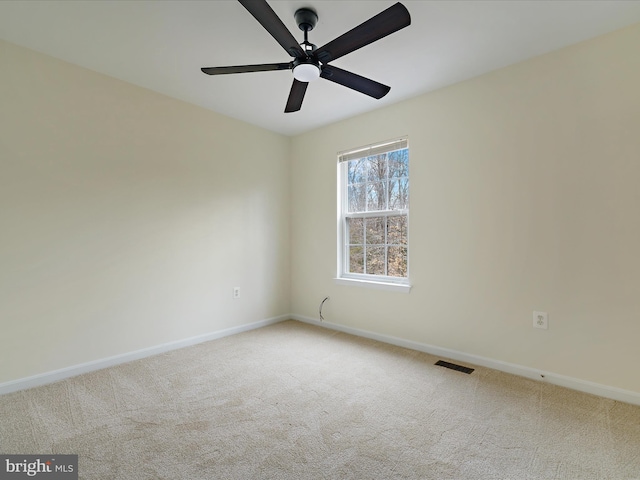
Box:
[320,65,390,99]
[284,79,308,113]
[315,2,410,64]
[201,63,292,75]
[238,0,305,58]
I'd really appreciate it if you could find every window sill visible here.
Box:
[333,277,412,293]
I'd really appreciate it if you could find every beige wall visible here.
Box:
[2,23,640,396]
[0,40,291,384]
[291,24,640,393]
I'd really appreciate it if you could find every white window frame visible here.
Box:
[336,138,411,293]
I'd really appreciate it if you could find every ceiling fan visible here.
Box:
[201,0,411,113]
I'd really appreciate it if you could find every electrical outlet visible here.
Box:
[533,311,548,329]
[233,287,240,299]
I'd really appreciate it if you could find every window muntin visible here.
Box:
[338,139,409,284]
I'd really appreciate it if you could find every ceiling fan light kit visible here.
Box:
[293,62,320,83]
[201,0,411,113]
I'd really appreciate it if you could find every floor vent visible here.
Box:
[435,360,474,374]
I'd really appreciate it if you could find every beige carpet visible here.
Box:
[1,320,639,479]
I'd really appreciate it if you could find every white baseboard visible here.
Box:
[0,315,288,396]
[291,314,640,407]
[4,313,639,406]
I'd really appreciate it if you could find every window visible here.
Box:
[337,138,409,290]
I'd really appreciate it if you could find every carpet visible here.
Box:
[1,320,639,479]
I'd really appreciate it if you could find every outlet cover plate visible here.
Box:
[533,311,548,329]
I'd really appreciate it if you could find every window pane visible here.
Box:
[366,182,386,211]
[388,149,408,178]
[387,216,407,245]
[341,142,408,281]
[388,178,409,210]
[366,155,387,182]
[347,218,364,245]
[387,246,407,277]
[366,246,385,275]
[365,217,385,245]
[348,184,366,212]
[349,246,364,273]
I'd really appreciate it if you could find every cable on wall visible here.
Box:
[319,297,329,322]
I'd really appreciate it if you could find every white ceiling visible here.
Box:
[2,1,640,136]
